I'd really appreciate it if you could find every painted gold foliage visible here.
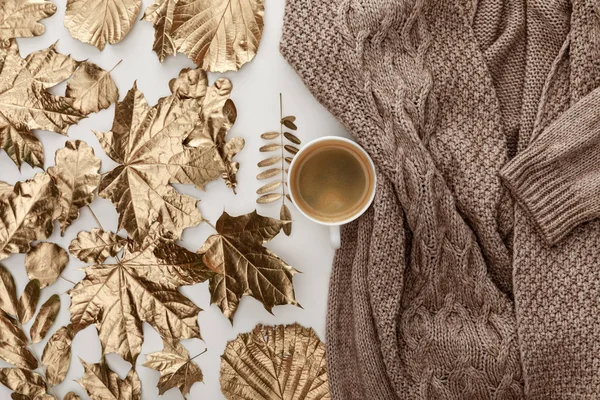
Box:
[220,323,331,400]
[96,68,242,243]
[47,140,101,234]
[199,211,299,322]
[78,358,141,400]
[69,225,215,363]
[25,242,68,288]
[64,392,81,400]
[41,324,74,387]
[64,0,142,50]
[65,61,120,115]
[18,279,40,325]
[0,0,56,45]
[30,294,60,343]
[143,339,203,396]
[0,173,59,260]
[0,368,46,398]
[69,229,127,264]
[143,0,265,72]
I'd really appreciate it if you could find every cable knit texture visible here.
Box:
[281,0,600,398]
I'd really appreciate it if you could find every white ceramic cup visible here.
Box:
[288,136,377,249]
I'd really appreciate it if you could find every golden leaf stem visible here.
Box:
[86,205,104,231]
[189,347,208,361]
[202,218,218,232]
[279,93,286,206]
[60,275,77,286]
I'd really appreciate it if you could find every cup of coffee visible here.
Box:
[288,136,377,249]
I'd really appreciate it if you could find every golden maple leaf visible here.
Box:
[65,0,142,50]
[78,358,141,400]
[143,0,265,72]
[142,339,203,396]
[221,323,331,400]
[0,0,56,46]
[199,211,299,321]
[69,228,127,264]
[69,225,216,363]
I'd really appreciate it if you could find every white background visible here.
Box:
[0,0,347,398]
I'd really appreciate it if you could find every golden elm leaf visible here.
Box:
[69,229,127,264]
[78,358,141,400]
[0,43,86,168]
[0,263,18,317]
[199,211,299,321]
[171,0,265,72]
[0,368,45,397]
[24,242,68,288]
[66,61,119,114]
[0,312,37,369]
[257,193,282,204]
[0,173,59,260]
[47,140,101,234]
[70,227,215,362]
[142,339,203,396]
[220,323,331,400]
[280,204,292,236]
[142,0,178,62]
[29,294,60,343]
[17,279,39,324]
[64,392,81,400]
[41,324,74,387]
[64,0,142,50]
[0,0,56,45]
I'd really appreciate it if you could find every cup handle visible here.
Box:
[329,225,341,250]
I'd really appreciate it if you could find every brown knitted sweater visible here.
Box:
[281,0,600,398]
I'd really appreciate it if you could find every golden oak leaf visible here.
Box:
[0,311,37,369]
[41,324,74,387]
[47,140,101,234]
[30,294,60,343]
[0,43,84,168]
[143,339,203,396]
[25,242,68,288]
[0,263,18,317]
[70,226,215,362]
[0,0,56,45]
[78,358,141,400]
[66,61,119,114]
[221,323,331,400]
[0,173,59,260]
[18,279,40,324]
[199,211,299,321]
[69,229,127,264]
[0,368,45,398]
[64,0,142,50]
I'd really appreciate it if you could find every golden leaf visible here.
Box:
[282,119,297,131]
[64,0,142,50]
[142,0,264,71]
[69,229,127,264]
[78,358,141,400]
[30,294,60,343]
[64,392,81,400]
[47,140,101,234]
[284,145,299,155]
[0,173,59,260]
[0,0,56,45]
[70,227,215,362]
[280,204,292,236]
[220,323,331,400]
[284,132,301,145]
[257,181,282,195]
[24,243,68,288]
[0,263,18,317]
[257,193,282,204]
[17,279,40,325]
[0,312,37,369]
[11,393,54,400]
[41,324,74,387]
[256,168,280,180]
[199,211,299,321]
[261,131,280,140]
[0,182,13,199]
[258,156,282,167]
[0,368,45,398]
[142,339,203,396]
[66,61,119,114]
[0,43,84,168]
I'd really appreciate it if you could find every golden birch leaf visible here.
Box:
[29,294,60,343]
[0,312,37,369]
[64,0,142,50]
[220,323,331,400]
[280,203,292,236]
[41,324,74,387]
[47,140,101,234]
[78,358,141,400]
[0,0,56,45]
[17,279,39,324]
[0,43,85,168]
[199,211,299,321]
[0,368,45,397]
[69,229,127,264]
[142,339,203,396]
[24,242,68,288]
[70,227,215,362]
[66,61,119,114]
[0,263,18,317]
[64,393,81,400]
[0,173,59,260]
[95,81,205,244]
[171,0,265,72]
[142,0,178,62]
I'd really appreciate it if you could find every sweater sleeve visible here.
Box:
[500,86,600,246]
